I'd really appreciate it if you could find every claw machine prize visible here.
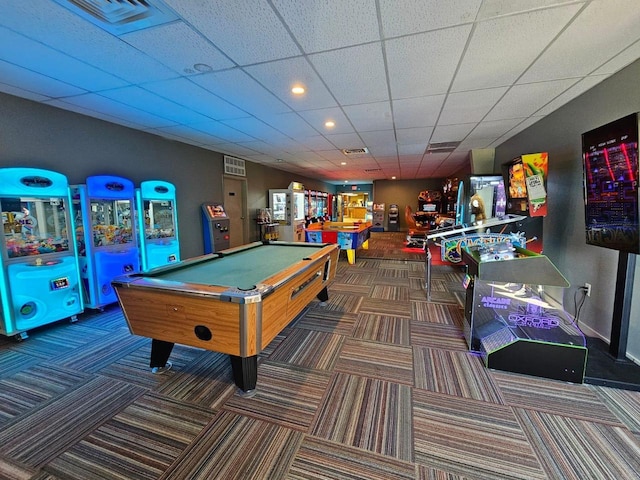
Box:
[0,167,83,339]
[136,180,180,271]
[72,175,139,309]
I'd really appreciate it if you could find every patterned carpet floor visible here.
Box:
[0,234,639,479]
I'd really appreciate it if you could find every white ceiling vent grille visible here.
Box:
[55,0,178,35]
[224,155,246,177]
[341,147,369,156]
[364,168,381,173]
[426,141,460,153]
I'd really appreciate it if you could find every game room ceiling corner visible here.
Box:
[2,1,640,184]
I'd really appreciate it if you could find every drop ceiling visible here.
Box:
[2,0,640,184]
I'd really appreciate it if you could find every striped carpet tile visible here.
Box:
[492,371,624,425]
[514,407,640,479]
[288,435,415,480]
[370,284,410,301]
[0,364,91,424]
[412,302,463,325]
[320,293,363,314]
[0,376,146,468]
[268,328,345,371]
[412,389,546,480]
[310,372,413,461]
[42,392,216,480]
[159,411,304,480]
[352,314,411,345]
[329,282,373,296]
[410,322,468,351]
[335,338,414,385]
[413,347,505,404]
[359,298,412,318]
[0,350,39,380]
[79,306,130,331]
[416,464,469,480]
[293,310,358,336]
[55,330,148,373]
[224,362,332,431]
[594,385,640,433]
[0,456,36,480]
[156,351,236,409]
[336,272,375,285]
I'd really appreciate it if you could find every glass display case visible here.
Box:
[462,244,587,383]
[0,167,83,339]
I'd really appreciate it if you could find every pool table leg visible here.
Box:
[230,355,258,395]
[317,286,329,302]
[150,339,174,368]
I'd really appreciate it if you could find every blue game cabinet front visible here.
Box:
[0,167,84,339]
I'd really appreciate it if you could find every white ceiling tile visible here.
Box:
[386,25,472,98]
[466,118,523,140]
[343,102,393,132]
[490,116,545,146]
[297,136,337,150]
[380,0,481,37]
[0,60,86,98]
[431,123,477,142]
[519,0,640,83]
[535,75,608,115]
[396,127,434,145]
[451,5,583,92]
[593,38,640,75]
[476,0,583,21]
[0,83,49,102]
[393,95,446,128]
[154,125,226,145]
[164,0,300,65]
[254,112,319,138]
[189,120,256,143]
[439,87,508,125]
[309,43,389,105]
[143,78,248,121]
[45,98,144,129]
[298,108,355,135]
[121,22,234,74]
[192,69,291,116]
[272,0,379,52]
[245,57,337,110]
[325,132,365,149]
[0,27,128,91]
[398,144,428,155]
[485,78,578,120]
[221,117,291,143]
[99,86,213,124]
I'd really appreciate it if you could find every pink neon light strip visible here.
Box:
[620,142,635,183]
[602,147,615,182]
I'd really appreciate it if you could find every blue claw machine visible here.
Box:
[0,167,83,340]
[72,175,139,309]
[136,180,180,271]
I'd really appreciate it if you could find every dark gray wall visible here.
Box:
[493,58,640,358]
[373,178,444,230]
[0,92,334,257]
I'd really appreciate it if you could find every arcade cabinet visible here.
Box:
[462,244,586,383]
[136,180,180,271]
[387,204,399,231]
[372,203,385,232]
[72,175,139,309]
[0,167,83,339]
[269,182,306,242]
[201,203,230,252]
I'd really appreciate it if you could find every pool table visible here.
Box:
[112,241,339,395]
[305,221,371,264]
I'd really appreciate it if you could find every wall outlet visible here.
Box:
[584,283,591,297]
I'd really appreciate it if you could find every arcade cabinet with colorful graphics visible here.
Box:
[269,182,306,242]
[72,175,139,309]
[136,180,180,271]
[0,167,83,340]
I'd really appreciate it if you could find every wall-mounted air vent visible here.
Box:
[341,147,369,156]
[55,0,178,35]
[224,155,246,177]
[426,141,460,153]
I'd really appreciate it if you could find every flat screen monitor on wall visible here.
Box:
[582,113,639,254]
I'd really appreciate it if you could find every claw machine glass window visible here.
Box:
[72,175,139,309]
[0,167,83,339]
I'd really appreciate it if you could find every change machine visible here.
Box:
[201,203,230,253]
[72,175,139,309]
[269,181,306,242]
[0,167,83,339]
[136,180,180,271]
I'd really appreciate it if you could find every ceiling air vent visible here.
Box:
[55,0,178,35]
[224,155,246,177]
[426,141,460,153]
[364,168,381,173]
[341,147,369,156]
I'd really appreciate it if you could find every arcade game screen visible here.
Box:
[582,113,639,254]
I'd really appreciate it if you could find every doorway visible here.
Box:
[223,176,247,248]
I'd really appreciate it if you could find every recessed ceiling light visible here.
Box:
[344,180,348,183]
[340,162,346,165]
[325,120,335,128]
[392,176,396,180]
[291,85,305,95]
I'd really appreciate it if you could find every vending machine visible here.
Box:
[0,167,83,339]
[136,180,180,271]
[269,181,306,242]
[72,175,139,309]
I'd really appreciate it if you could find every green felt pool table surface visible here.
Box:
[149,243,329,290]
